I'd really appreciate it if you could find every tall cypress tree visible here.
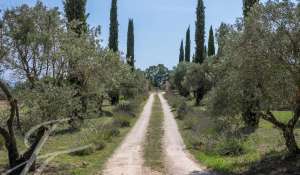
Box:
[207,26,215,56]
[185,26,191,62]
[126,19,135,70]
[179,40,184,63]
[242,0,260,130]
[109,0,118,52]
[243,0,259,18]
[195,0,205,64]
[63,0,88,35]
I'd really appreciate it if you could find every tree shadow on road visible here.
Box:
[189,170,218,175]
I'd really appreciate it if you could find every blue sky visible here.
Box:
[0,0,244,69]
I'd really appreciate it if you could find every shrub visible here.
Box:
[92,140,106,151]
[177,102,189,120]
[113,117,130,128]
[164,92,185,109]
[183,116,198,130]
[115,100,132,112]
[216,139,245,156]
[102,127,120,141]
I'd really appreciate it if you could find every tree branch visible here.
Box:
[258,110,286,129]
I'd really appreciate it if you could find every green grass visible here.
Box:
[0,99,146,175]
[164,92,300,174]
[143,95,165,173]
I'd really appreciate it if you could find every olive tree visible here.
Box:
[182,63,212,106]
[2,2,62,87]
[210,0,300,155]
[170,63,191,97]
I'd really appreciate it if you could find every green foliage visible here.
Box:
[195,0,205,64]
[169,62,190,96]
[243,0,259,18]
[207,26,215,56]
[126,19,135,69]
[176,102,188,120]
[113,116,130,128]
[179,40,184,63]
[17,81,81,131]
[216,139,245,156]
[216,23,231,58]
[109,0,119,52]
[182,63,212,105]
[145,64,169,88]
[185,27,191,62]
[114,101,133,113]
[63,0,88,35]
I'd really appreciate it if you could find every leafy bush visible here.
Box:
[92,139,106,151]
[113,117,130,128]
[216,139,245,156]
[177,102,189,120]
[115,101,133,112]
[102,127,120,141]
[164,92,185,109]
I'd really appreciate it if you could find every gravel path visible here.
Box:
[102,93,156,175]
[158,93,213,175]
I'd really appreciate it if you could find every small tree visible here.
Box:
[207,26,215,56]
[170,63,190,97]
[63,0,88,35]
[195,0,205,64]
[183,63,212,106]
[179,40,184,63]
[109,0,119,52]
[185,27,191,62]
[126,19,135,70]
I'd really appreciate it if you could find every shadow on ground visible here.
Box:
[189,170,219,175]
[241,153,300,175]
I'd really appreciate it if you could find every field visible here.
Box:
[164,92,300,175]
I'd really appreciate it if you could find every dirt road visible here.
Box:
[102,93,155,175]
[158,93,212,175]
[102,93,212,175]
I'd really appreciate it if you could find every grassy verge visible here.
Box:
[143,94,165,173]
[164,92,300,174]
[0,97,147,175]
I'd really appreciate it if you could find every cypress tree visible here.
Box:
[126,19,135,70]
[195,0,205,64]
[217,22,229,57]
[242,0,260,130]
[179,40,184,63]
[185,26,191,62]
[207,26,215,56]
[204,45,207,59]
[243,0,259,18]
[109,0,119,52]
[63,0,88,35]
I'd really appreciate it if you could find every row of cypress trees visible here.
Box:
[64,0,135,69]
[178,0,215,64]
[179,0,259,65]
[109,0,135,70]
[178,0,261,130]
